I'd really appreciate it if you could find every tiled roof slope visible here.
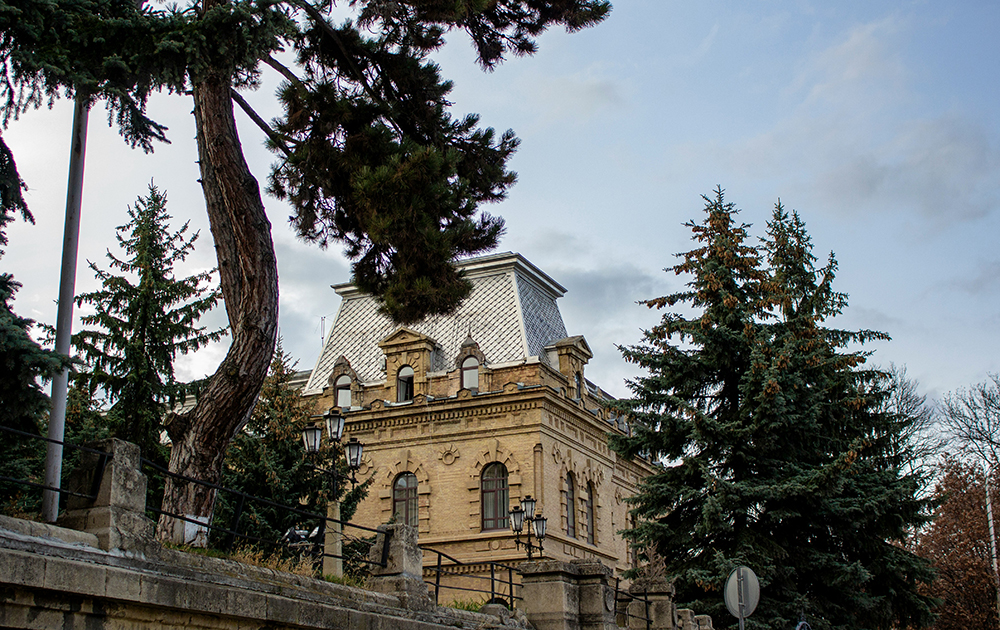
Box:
[303,252,569,394]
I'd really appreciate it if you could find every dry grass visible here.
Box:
[230,546,316,576]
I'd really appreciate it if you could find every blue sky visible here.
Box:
[3,1,999,402]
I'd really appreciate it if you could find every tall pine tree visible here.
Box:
[610,190,934,630]
[0,0,609,542]
[72,184,225,461]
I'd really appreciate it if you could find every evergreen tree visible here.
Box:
[0,0,609,543]
[0,143,71,513]
[72,184,225,460]
[609,191,934,630]
[213,340,367,563]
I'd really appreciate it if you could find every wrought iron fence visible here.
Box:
[420,545,520,609]
[140,457,390,573]
[614,577,652,630]
[0,424,113,505]
[0,425,389,574]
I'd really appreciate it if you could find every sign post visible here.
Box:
[724,566,759,630]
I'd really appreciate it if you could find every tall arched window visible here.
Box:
[566,472,577,538]
[586,481,596,545]
[397,365,414,402]
[461,356,479,390]
[335,375,352,409]
[481,463,509,530]
[393,472,418,527]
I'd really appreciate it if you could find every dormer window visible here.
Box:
[575,372,583,399]
[461,356,480,391]
[397,365,415,402]
[335,375,352,409]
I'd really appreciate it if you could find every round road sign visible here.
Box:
[724,566,760,619]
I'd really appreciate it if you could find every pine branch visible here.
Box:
[229,89,292,157]
[263,56,304,87]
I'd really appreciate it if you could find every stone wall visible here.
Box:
[0,438,712,630]
[0,439,529,630]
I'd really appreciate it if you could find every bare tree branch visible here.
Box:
[942,373,1000,469]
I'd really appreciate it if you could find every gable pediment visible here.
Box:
[378,327,436,351]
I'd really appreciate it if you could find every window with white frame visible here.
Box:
[335,375,352,409]
[461,356,480,390]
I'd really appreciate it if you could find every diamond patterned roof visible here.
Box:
[303,252,570,394]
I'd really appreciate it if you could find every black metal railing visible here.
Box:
[421,545,520,609]
[0,425,389,575]
[0,424,113,504]
[140,457,391,573]
[614,577,652,630]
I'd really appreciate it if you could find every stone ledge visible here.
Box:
[0,521,521,630]
[0,514,99,549]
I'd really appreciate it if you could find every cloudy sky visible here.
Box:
[3,1,999,402]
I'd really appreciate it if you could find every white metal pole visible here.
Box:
[41,94,89,522]
[985,462,1000,630]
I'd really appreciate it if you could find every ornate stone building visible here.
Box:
[300,252,654,584]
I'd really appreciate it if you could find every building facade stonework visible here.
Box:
[301,253,656,582]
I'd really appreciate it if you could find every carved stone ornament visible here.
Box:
[440,444,460,466]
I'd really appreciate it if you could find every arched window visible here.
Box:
[335,375,352,409]
[397,365,414,402]
[481,463,509,530]
[566,472,577,538]
[461,356,479,390]
[586,481,596,545]
[393,472,418,527]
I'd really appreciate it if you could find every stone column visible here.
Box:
[367,523,432,611]
[628,578,677,630]
[573,559,618,630]
[323,500,343,578]
[58,438,156,554]
[520,560,581,630]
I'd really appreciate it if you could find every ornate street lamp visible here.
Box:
[510,495,546,559]
[344,437,364,484]
[324,408,345,442]
[301,423,323,454]
[300,409,364,492]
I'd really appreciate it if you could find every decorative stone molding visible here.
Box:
[378,451,432,534]
[439,444,461,466]
[467,439,522,530]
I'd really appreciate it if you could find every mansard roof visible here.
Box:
[302,252,570,394]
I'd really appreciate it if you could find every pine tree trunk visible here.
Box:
[155,68,278,544]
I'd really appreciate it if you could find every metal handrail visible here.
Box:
[614,577,652,630]
[420,545,520,609]
[141,457,390,567]
[0,424,391,571]
[0,424,113,502]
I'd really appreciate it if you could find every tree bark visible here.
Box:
[156,67,278,544]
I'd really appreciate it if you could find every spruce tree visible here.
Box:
[72,184,225,460]
[610,191,934,630]
[0,142,71,513]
